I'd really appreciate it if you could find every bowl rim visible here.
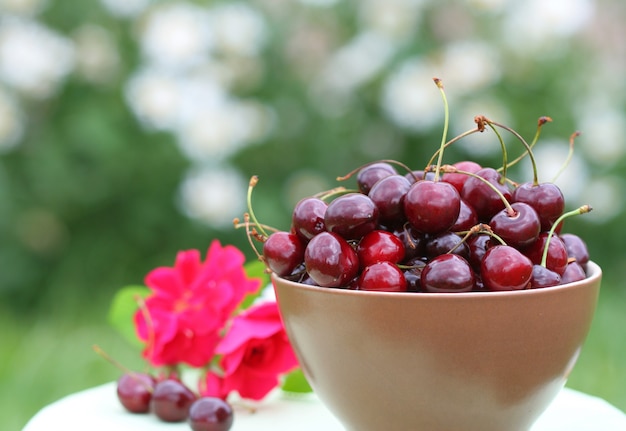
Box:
[272,260,601,299]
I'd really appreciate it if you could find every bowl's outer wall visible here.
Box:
[273,262,602,431]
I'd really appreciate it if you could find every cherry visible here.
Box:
[512,182,564,232]
[425,231,470,260]
[559,233,589,268]
[523,232,568,275]
[393,225,426,261]
[420,254,475,293]
[467,234,494,273]
[292,197,328,242]
[324,193,379,240]
[357,261,408,292]
[561,261,587,284]
[357,230,405,267]
[188,397,234,431]
[151,379,197,422]
[530,264,561,289]
[403,258,426,292]
[404,180,461,234]
[356,162,397,194]
[449,199,478,232]
[461,167,512,222]
[262,231,305,277]
[481,245,533,291]
[304,231,359,287]
[368,174,411,227]
[116,372,157,414]
[489,202,541,249]
[442,160,482,193]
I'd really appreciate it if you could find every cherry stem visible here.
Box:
[502,116,552,174]
[92,345,154,393]
[485,121,508,183]
[455,223,507,246]
[488,119,539,186]
[541,205,592,267]
[432,77,450,182]
[425,127,483,171]
[315,186,355,201]
[245,176,269,238]
[551,131,581,183]
[439,165,515,216]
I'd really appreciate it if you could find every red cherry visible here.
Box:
[420,254,475,293]
[356,162,397,194]
[292,197,327,242]
[188,397,234,431]
[489,202,541,249]
[442,160,482,193]
[523,232,568,275]
[325,193,379,240]
[368,174,411,227]
[530,264,561,289]
[461,167,512,221]
[357,230,405,267]
[304,231,359,287]
[512,182,564,231]
[404,180,461,234]
[263,231,305,277]
[481,245,533,291]
[151,379,197,422]
[357,261,408,292]
[116,372,157,414]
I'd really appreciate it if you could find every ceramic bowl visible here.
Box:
[272,261,602,431]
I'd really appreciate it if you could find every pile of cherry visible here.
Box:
[116,371,233,431]
[259,139,591,293]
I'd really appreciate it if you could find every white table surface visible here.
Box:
[22,383,626,431]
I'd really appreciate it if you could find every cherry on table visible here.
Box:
[151,378,197,422]
[116,372,157,414]
[189,397,234,431]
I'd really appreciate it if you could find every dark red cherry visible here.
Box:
[263,231,305,276]
[420,254,475,293]
[481,245,533,291]
[425,231,469,260]
[561,261,587,284]
[523,232,568,275]
[324,193,379,240]
[292,197,327,242]
[368,174,411,226]
[442,160,482,193]
[357,162,397,194]
[357,230,405,267]
[489,202,541,249]
[357,261,408,292]
[449,199,478,232]
[513,182,564,231]
[151,379,197,422]
[559,233,589,268]
[304,231,359,287]
[467,234,494,273]
[116,372,157,414]
[393,225,426,261]
[530,264,561,289]
[404,180,461,234]
[461,167,512,221]
[188,397,234,431]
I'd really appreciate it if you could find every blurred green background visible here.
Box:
[1,0,625,429]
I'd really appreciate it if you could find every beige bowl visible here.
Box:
[272,261,602,431]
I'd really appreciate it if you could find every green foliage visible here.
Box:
[107,285,151,347]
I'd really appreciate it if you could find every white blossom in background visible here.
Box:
[294,0,339,7]
[381,58,443,132]
[358,0,425,42]
[138,2,213,71]
[578,108,626,166]
[0,16,74,98]
[179,166,247,228]
[73,24,120,85]
[580,176,624,224]
[465,0,508,12]
[99,0,151,18]
[0,0,48,16]
[502,0,595,54]
[125,68,182,131]
[438,41,501,93]
[0,87,24,151]
[210,2,267,57]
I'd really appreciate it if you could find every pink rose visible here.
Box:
[134,240,261,367]
[202,301,299,401]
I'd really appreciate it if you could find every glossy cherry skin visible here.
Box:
[357,230,405,268]
[426,231,470,260]
[449,199,478,232]
[481,245,533,291]
[393,225,427,261]
[325,193,379,240]
[530,264,561,289]
[561,261,587,284]
[263,231,305,277]
[368,174,411,227]
[420,254,475,293]
[116,372,157,414]
[467,234,494,273]
[151,379,197,422]
[461,167,512,222]
[523,232,568,275]
[404,180,461,234]
[513,182,564,231]
[357,162,397,194]
[188,397,234,431]
[357,261,408,292]
[292,197,328,242]
[489,202,541,249]
[442,160,482,193]
[304,231,359,287]
[559,233,589,268]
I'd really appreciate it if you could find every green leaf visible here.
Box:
[107,285,151,347]
[238,260,271,311]
[281,368,313,394]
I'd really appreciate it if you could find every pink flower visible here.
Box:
[134,240,261,367]
[202,301,299,401]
